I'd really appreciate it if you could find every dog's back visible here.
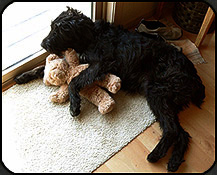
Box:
[80,23,205,109]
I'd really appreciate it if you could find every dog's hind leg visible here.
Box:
[144,81,191,171]
[167,127,190,172]
[146,104,179,163]
[144,82,187,171]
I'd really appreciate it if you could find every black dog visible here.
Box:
[16,7,205,172]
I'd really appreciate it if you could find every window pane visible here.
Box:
[2,2,92,71]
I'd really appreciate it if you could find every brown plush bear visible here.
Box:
[43,49,121,114]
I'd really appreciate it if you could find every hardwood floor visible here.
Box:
[94,17,215,174]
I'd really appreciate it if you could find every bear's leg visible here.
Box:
[80,84,115,114]
[50,84,69,103]
[95,74,121,94]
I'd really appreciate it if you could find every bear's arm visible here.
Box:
[67,64,89,84]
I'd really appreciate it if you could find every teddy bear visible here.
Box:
[43,48,121,114]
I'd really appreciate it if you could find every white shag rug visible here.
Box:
[2,79,156,173]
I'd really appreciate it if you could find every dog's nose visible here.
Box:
[41,40,46,49]
[41,38,50,50]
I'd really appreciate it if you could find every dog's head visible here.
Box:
[41,7,94,56]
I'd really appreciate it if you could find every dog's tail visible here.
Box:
[191,75,205,108]
[14,65,45,84]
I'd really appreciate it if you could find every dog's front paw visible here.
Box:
[68,89,81,117]
[69,103,81,117]
[14,73,30,84]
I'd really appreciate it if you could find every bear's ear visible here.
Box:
[47,54,59,63]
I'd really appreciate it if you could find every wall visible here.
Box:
[114,2,159,28]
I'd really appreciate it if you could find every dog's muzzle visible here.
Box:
[41,38,49,50]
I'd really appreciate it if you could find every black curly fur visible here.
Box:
[17,7,206,172]
[14,65,45,84]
